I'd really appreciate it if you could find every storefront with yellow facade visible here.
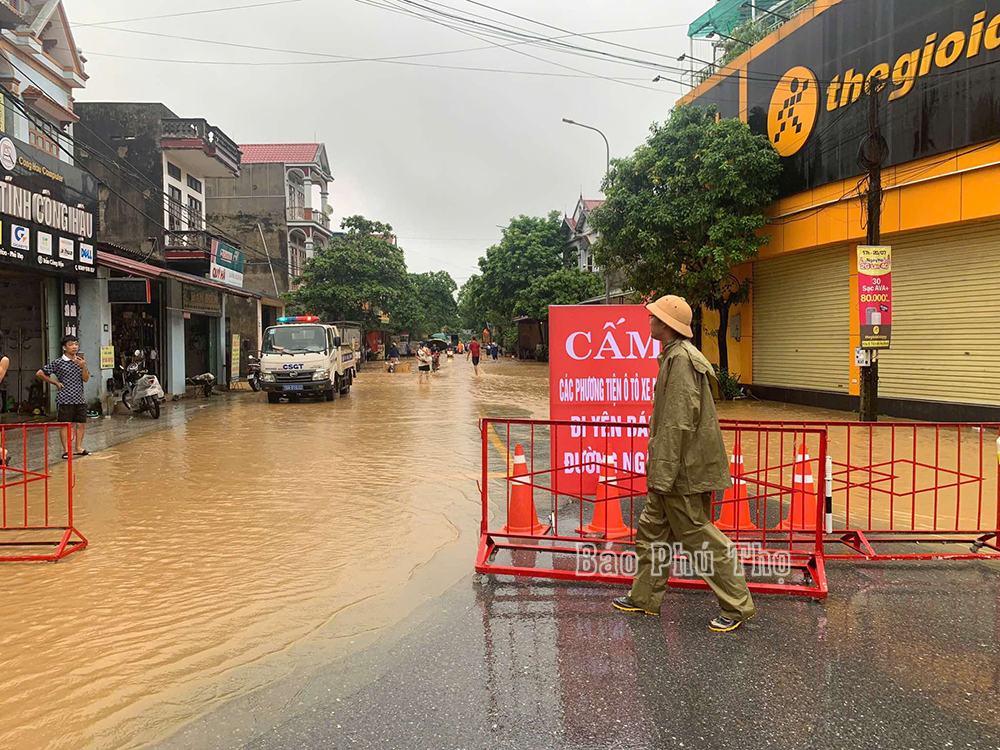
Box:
[685,0,1000,420]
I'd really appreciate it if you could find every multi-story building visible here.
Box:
[562,197,604,274]
[0,1,103,417]
[682,0,1000,420]
[75,103,270,398]
[206,143,334,306]
[561,197,628,305]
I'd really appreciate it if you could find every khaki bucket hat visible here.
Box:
[645,294,694,339]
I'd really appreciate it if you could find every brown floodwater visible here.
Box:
[1,358,994,749]
[0,357,549,750]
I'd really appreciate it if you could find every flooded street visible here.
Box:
[0,357,549,750]
[2,358,997,750]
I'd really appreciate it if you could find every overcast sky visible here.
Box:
[70,0,716,287]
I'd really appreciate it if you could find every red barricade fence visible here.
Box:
[476,418,830,599]
[720,421,1000,560]
[0,423,87,562]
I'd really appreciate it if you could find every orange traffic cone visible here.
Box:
[501,444,551,536]
[576,454,635,540]
[715,439,756,531]
[779,441,819,530]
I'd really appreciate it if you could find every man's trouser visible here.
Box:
[629,490,756,620]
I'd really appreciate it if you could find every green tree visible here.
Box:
[473,211,564,340]
[286,215,409,328]
[513,268,604,322]
[592,105,781,374]
[458,273,488,331]
[393,270,459,337]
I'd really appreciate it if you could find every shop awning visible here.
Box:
[97,250,262,299]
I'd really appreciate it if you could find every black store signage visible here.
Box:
[689,1,1000,197]
[0,137,98,275]
[108,278,152,304]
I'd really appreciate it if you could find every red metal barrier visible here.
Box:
[720,420,1000,560]
[0,423,87,562]
[475,418,829,599]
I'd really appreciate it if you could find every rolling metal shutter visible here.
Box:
[753,246,850,392]
[879,222,1000,406]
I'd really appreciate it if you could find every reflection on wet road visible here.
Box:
[0,357,548,750]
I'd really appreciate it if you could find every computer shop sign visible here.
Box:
[0,139,96,275]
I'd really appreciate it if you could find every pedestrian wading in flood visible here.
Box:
[611,295,757,633]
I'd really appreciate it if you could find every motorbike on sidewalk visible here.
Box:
[247,354,262,391]
[120,349,164,420]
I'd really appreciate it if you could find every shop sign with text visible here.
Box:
[549,305,661,497]
[0,137,98,275]
[210,238,245,289]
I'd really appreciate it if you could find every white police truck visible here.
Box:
[260,316,357,403]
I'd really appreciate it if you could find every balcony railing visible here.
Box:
[0,1,24,28]
[164,230,213,254]
[161,117,241,175]
[686,0,818,89]
[287,207,331,230]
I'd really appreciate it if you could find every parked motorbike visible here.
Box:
[186,372,216,398]
[121,349,164,419]
[247,355,262,392]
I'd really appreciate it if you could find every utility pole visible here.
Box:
[858,77,886,422]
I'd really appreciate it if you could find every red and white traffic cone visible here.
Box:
[715,439,756,531]
[500,444,551,536]
[576,454,635,540]
[779,440,819,530]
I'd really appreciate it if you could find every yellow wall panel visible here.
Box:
[961,165,1000,221]
[783,209,818,252]
[957,142,1000,170]
[899,175,962,231]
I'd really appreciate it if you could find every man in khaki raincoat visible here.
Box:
[613,295,756,632]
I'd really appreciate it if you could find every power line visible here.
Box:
[79,51,659,81]
[361,0,672,94]
[74,0,306,28]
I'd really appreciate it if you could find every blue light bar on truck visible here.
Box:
[278,316,321,323]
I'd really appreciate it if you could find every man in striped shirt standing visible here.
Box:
[36,335,90,460]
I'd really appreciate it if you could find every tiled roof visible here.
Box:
[583,199,604,211]
[239,143,321,164]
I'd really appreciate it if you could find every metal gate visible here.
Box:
[475,418,829,599]
[0,424,87,562]
[721,420,1000,560]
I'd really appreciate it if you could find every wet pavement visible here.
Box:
[1,356,998,749]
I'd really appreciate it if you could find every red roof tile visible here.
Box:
[239,143,321,164]
[583,199,604,211]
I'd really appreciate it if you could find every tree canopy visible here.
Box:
[476,212,564,323]
[592,105,781,373]
[513,268,604,322]
[392,270,459,337]
[286,215,408,328]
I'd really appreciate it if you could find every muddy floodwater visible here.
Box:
[1,358,994,749]
[0,358,549,750]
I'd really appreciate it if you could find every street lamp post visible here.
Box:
[562,117,611,303]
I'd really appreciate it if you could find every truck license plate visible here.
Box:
[283,384,305,391]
